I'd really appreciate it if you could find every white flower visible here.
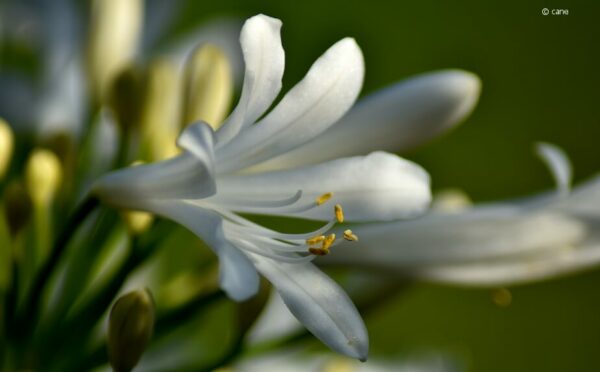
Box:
[322,142,600,286]
[92,14,483,359]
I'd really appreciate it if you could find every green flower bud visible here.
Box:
[87,0,143,100]
[182,44,233,130]
[108,66,145,133]
[108,289,155,372]
[4,181,33,237]
[24,149,62,207]
[0,118,14,180]
[139,60,180,161]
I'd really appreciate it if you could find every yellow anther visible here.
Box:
[343,229,358,242]
[306,235,325,246]
[316,192,333,206]
[322,233,336,250]
[334,204,344,223]
[309,247,330,256]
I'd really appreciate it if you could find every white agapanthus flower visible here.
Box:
[323,143,600,286]
[93,14,481,359]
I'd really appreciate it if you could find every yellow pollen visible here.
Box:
[334,204,344,223]
[343,229,358,241]
[306,235,326,246]
[309,247,330,256]
[316,192,333,206]
[322,233,336,250]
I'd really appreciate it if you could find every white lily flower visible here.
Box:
[92,14,445,360]
[322,142,600,287]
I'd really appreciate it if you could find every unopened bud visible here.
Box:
[108,289,155,372]
[88,0,143,100]
[4,181,33,236]
[183,44,233,130]
[0,118,14,180]
[25,149,62,207]
[108,66,144,132]
[139,60,180,161]
[432,189,472,213]
[123,211,153,235]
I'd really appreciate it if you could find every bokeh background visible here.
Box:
[4,0,600,370]
[170,1,600,371]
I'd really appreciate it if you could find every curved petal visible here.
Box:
[145,199,260,301]
[211,152,431,222]
[248,253,369,361]
[216,37,365,173]
[413,242,600,287]
[320,206,586,267]
[215,14,285,146]
[249,70,481,172]
[93,122,217,210]
[535,142,572,196]
[554,176,600,217]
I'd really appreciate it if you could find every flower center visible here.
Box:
[207,191,358,263]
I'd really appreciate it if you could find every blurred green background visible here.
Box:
[173,0,600,371]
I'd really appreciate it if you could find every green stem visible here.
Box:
[15,196,100,340]
[47,220,173,369]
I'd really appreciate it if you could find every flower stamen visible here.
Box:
[343,229,358,241]
[334,204,344,223]
[322,233,336,250]
[306,235,326,246]
[316,192,333,206]
[308,247,330,256]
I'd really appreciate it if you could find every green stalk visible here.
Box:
[14,196,100,341]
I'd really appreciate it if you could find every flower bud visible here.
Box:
[87,0,143,100]
[182,44,233,130]
[4,181,33,237]
[108,66,145,133]
[25,149,62,207]
[431,188,472,213]
[0,118,14,180]
[139,60,180,161]
[123,210,154,235]
[108,289,155,372]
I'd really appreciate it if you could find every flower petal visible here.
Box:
[248,253,369,361]
[93,122,217,209]
[215,14,285,146]
[535,142,572,196]
[320,206,586,267]
[216,37,365,173]
[249,70,481,171]
[548,176,600,218]
[212,152,431,222]
[413,242,600,287]
[145,199,260,301]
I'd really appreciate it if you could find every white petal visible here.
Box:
[535,142,572,196]
[145,199,260,301]
[217,38,365,173]
[248,253,369,361]
[320,206,586,267]
[554,175,600,217]
[247,290,302,344]
[93,122,217,210]
[249,70,480,172]
[215,14,285,146]
[212,152,431,222]
[414,242,600,286]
